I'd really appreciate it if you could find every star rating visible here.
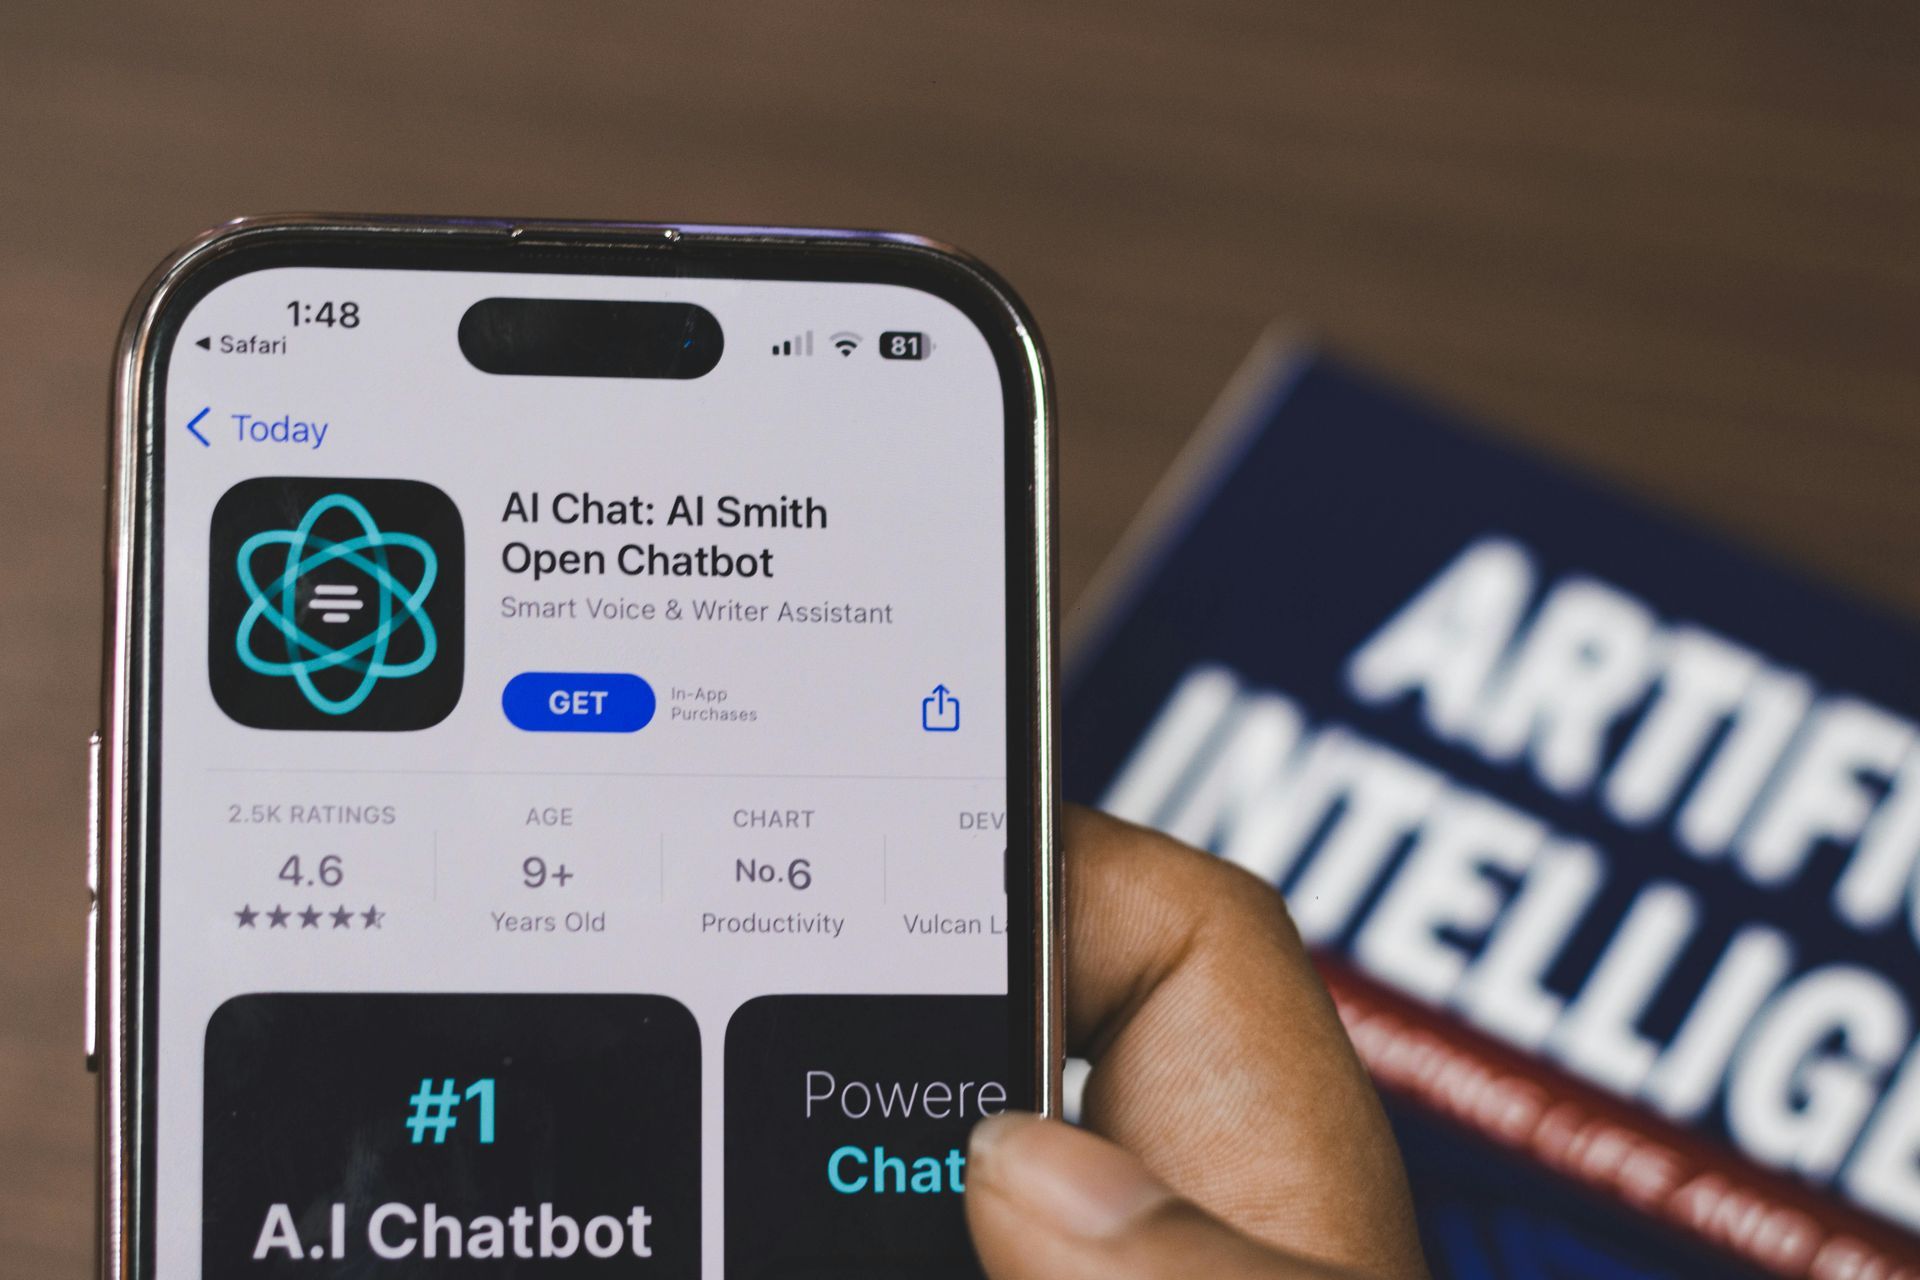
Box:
[236,904,385,931]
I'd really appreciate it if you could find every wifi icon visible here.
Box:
[830,331,862,357]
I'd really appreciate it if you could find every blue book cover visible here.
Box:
[1062,338,1920,1280]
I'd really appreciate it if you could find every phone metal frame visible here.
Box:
[95,214,1061,1279]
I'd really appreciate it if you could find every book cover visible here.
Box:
[1062,338,1920,1279]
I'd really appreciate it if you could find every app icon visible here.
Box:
[209,477,464,730]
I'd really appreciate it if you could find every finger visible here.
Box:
[967,1113,1357,1280]
[1061,806,1425,1278]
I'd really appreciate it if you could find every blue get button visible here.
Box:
[502,672,656,733]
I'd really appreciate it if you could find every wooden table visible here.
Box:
[2,3,1915,1270]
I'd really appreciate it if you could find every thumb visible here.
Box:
[966,1114,1368,1280]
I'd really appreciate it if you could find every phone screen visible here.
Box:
[139,245,1036,1277]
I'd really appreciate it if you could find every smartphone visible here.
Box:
[92,215,1059,1279]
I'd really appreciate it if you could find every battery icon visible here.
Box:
[878,331,931,360]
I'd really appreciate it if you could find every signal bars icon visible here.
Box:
[772,331,813,357]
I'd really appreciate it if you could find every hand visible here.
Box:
[965,807,1428,1279]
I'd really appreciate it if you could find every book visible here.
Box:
[1062,336,1920,1279]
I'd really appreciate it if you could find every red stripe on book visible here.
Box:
[1316,956,1920,1280]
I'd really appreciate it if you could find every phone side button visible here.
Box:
[87,732,101,897]
[85,901,99,1072]
[86,732,102,1071]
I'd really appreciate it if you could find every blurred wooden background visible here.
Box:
[2,2,1916,1271]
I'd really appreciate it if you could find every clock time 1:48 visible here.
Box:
[286,300,360,327]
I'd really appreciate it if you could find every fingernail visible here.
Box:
[969,1113,1173,1239]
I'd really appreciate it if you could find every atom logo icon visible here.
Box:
[236,493,437,714]
[210,478,464,730]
